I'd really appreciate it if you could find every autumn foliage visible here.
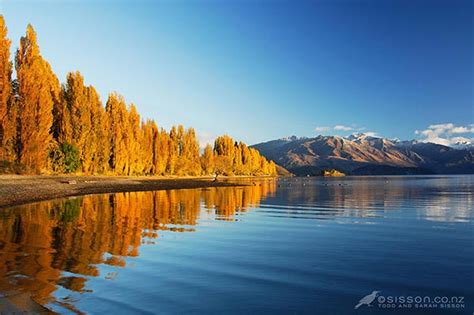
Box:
[0,17,277,176]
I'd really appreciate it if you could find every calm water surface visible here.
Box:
[0,176,473,314]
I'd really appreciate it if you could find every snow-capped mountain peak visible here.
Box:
[345,133,381,143]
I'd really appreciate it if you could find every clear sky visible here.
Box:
[1,0,473,146]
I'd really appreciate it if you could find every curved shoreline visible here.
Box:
[0,175,263,209]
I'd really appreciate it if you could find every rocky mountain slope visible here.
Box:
[251,134,474,175]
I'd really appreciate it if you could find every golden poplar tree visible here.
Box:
[0,16,14,162]
[201,144,215,175]
[57,72,93,172]
[249,148,261,174]
[241,143,252,175]
[55,74,74,145]
[181,127,201,175]
[85,85,109,173]
[127,104,142,175]
[233,142,244,174]
[15,25,59,173]
[167,125,181,175]
[214,135,235,158]
[269,161,277,175]
[106,93,129,175]
[140,120,155,175]
[213,135,235,175]
[168,125,202,175]
[153,127,171,175]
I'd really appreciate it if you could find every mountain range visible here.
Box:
[251,134,474,175]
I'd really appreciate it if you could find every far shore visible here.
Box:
[0,175,275,209]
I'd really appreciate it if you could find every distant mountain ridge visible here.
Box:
[251,134,474,175]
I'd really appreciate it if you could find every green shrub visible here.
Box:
[61,143,80,173]
[49,142,80,173]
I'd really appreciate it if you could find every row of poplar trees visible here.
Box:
[0,18,277,176]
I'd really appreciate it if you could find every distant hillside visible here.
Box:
[275,164,293,177]
[251,134,474,175]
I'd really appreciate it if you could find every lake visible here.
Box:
[0,176,472,314]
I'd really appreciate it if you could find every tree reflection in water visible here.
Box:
[0,180,276,310]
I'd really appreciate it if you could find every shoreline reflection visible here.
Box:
[0,180,276,310]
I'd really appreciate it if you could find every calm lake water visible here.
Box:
[0,176,473,314]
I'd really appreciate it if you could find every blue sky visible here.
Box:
[1,0,473,146]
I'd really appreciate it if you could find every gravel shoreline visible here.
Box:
[0,175,252,209]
